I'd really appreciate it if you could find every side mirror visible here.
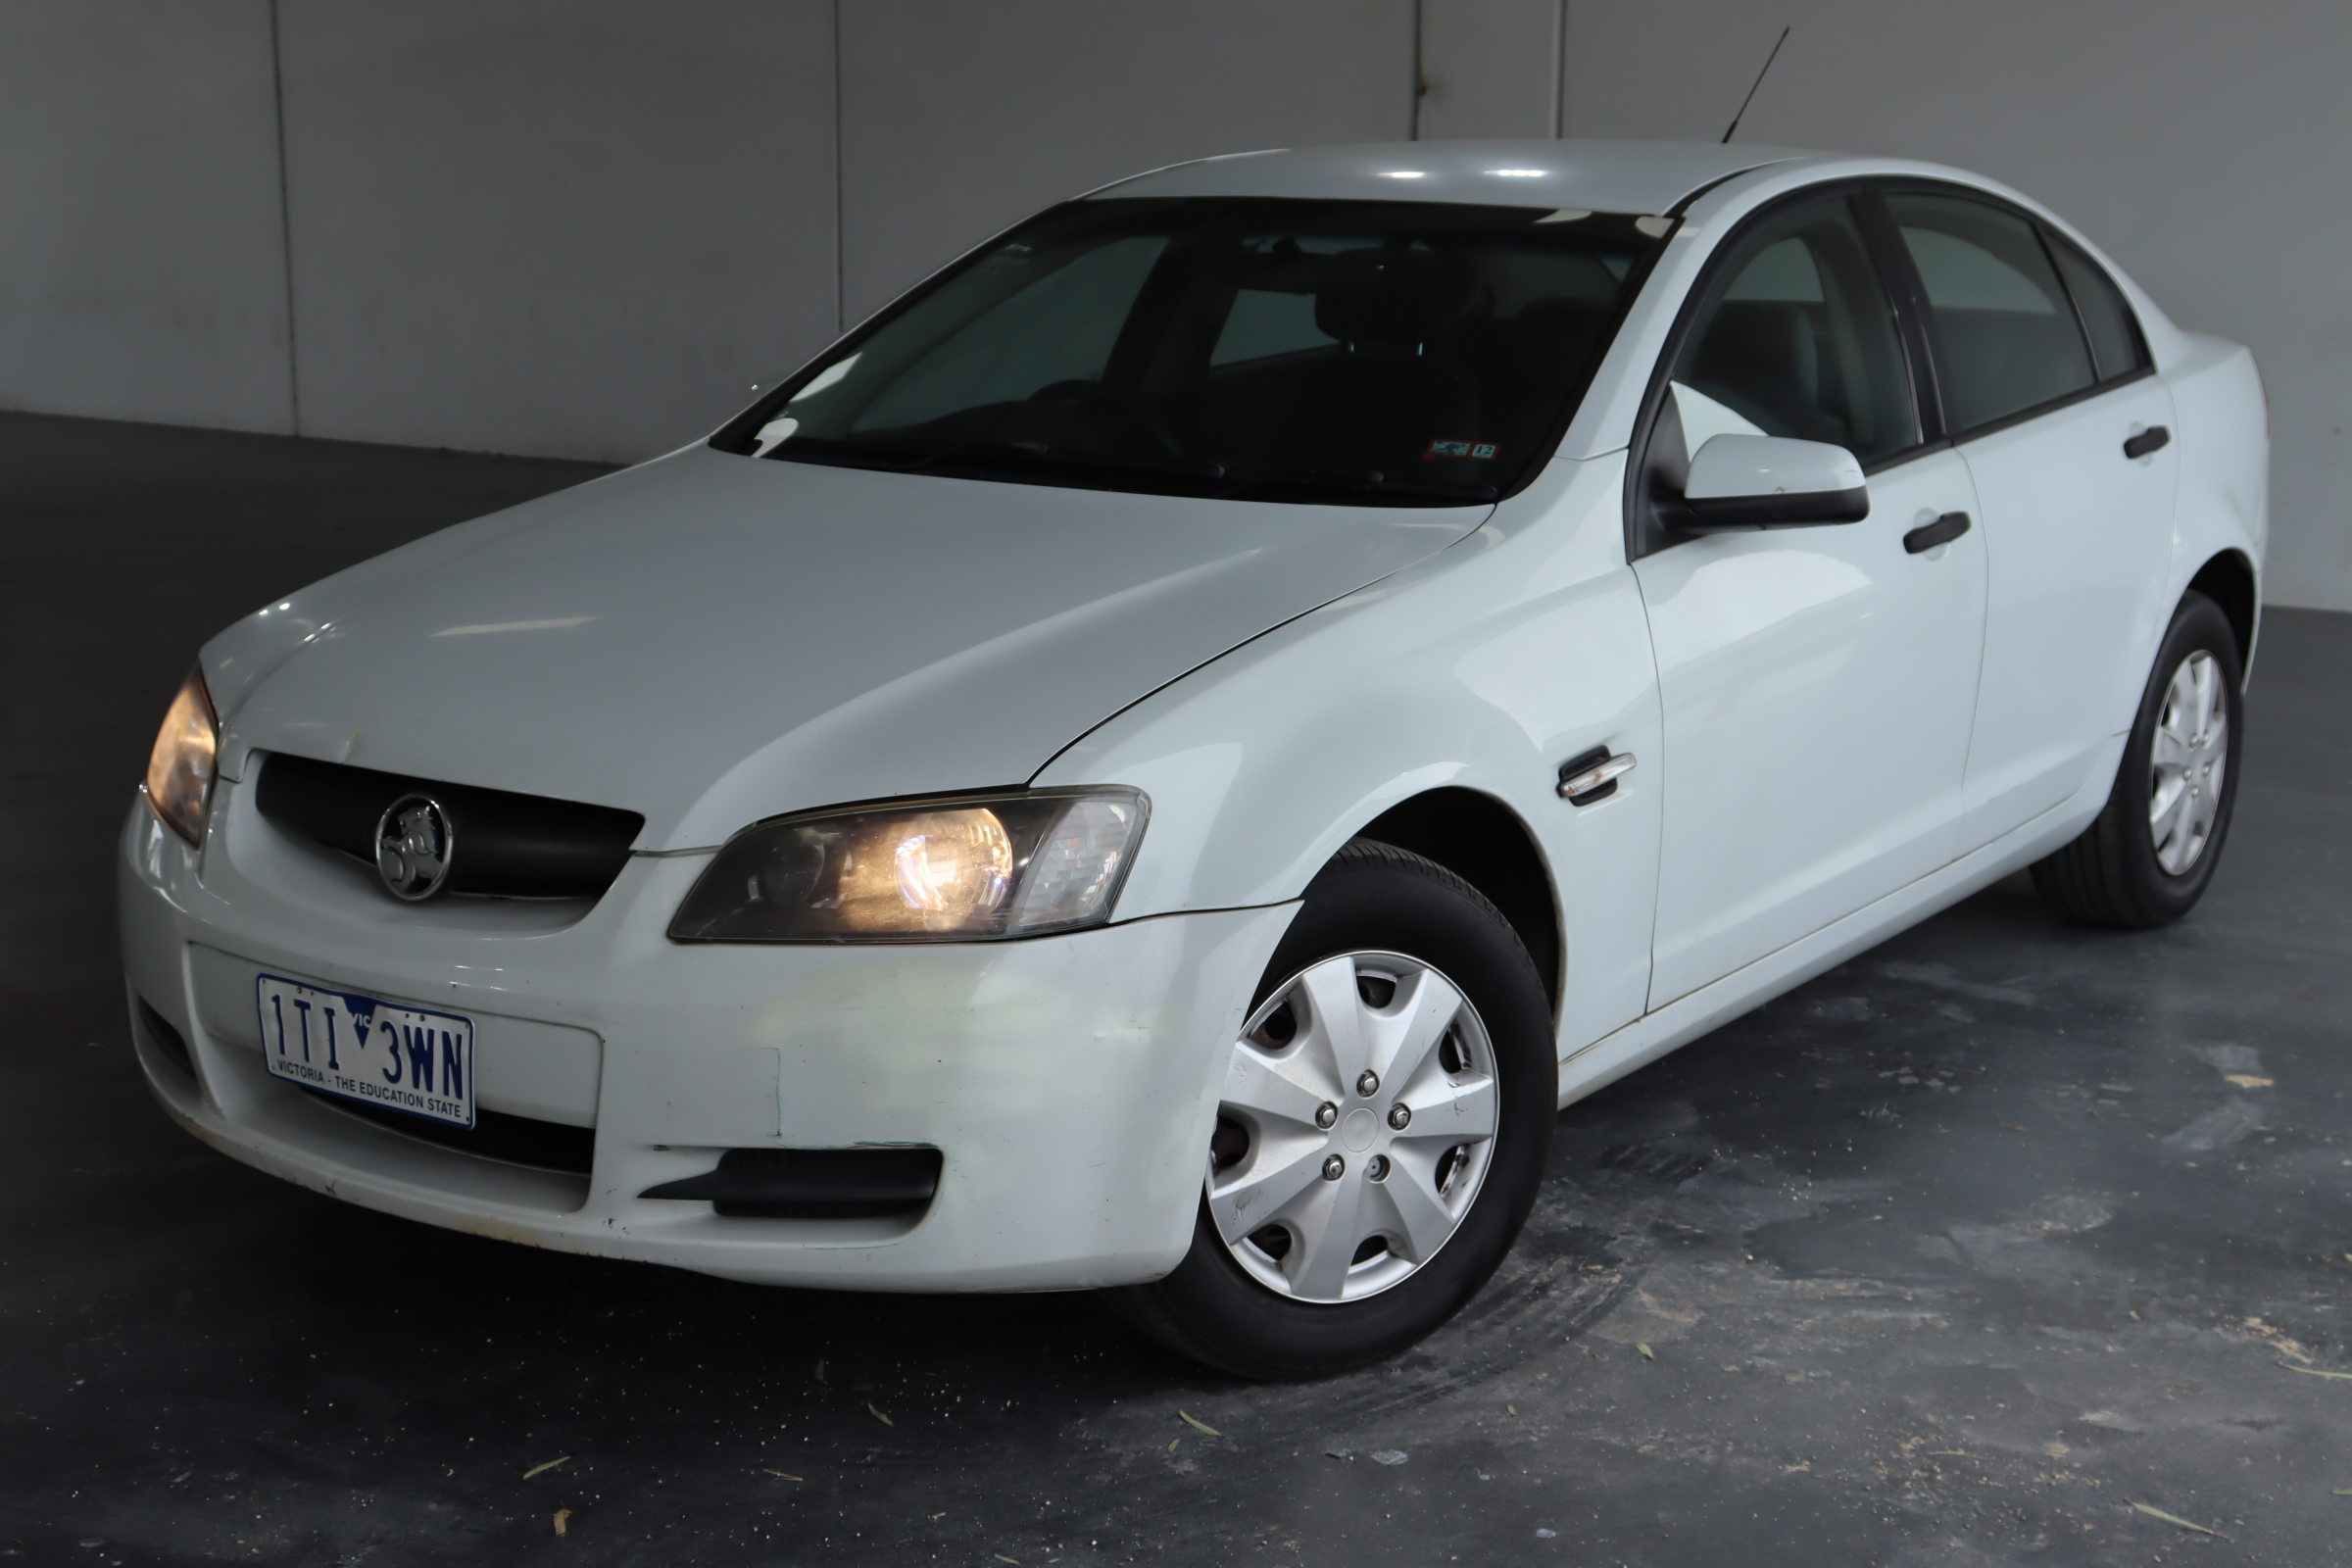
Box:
[1683,434,1869,527]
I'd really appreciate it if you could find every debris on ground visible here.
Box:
[1370,1450,1406,1466]
[1177,1410,1222,1437]
[2279,1360,2352,1381]
[869,1401,894,1426]
[763,1470,803,1481]
[1638,1343,1655,1360]
[2129,1500,2227,1539]
[522,1456,571,1480]
[553,1507,571,1537]
[813,1358,828,1384]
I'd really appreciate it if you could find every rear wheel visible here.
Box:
[1106,840,1554,1378]
[2032,591,2243,928]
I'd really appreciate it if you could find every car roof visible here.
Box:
[1088,139,1817,216]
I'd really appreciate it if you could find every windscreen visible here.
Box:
[712,197,1669,507]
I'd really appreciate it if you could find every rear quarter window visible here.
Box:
[2046,234,2149,381]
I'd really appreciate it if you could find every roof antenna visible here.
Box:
[1721,26,1790,143]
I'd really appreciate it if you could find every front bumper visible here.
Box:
[118,782,1294,1291]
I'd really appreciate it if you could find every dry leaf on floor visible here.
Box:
[1638,1343,1655,1360]
[553,1507,571,1537]
[813,1358,828,1384]
[763,1470,803,1481]
[522,1456,571,1480]
[1178,1411,1222,1437]
[2129,1500,2227,1539]
[868,1402,894,1426]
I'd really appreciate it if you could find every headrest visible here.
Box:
[1314,249,1447,347]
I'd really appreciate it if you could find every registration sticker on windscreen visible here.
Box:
[256,973,476,1128]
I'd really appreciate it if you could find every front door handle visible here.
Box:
[2123,425,2172,460]
[1903,511,1971,555]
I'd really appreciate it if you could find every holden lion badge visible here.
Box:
[374,794,455,902]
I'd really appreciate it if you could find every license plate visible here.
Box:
[256,973,476,1129]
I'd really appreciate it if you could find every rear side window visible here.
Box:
[1886,192,2094,431]
[2046,234,2148,381]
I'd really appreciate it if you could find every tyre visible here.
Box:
[1106,839,1555,1378]
[2032,590,2244,928]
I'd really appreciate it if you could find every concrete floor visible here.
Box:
[5,409,2349,1567]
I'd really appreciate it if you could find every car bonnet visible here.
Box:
[209,445,1488,851]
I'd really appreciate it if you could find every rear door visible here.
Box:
[1880,188,2180,847]
[1630,190,1987,1006]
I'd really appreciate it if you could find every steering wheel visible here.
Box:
[1025,379,1188,459]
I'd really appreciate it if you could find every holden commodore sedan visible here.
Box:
[122,140,2264,1377]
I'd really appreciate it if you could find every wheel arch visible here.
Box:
[2185,548,2258,675]
[1352,787,1563,1020]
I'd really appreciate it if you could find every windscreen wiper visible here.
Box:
[897,441,1226,479]
[1217,467,1499,504]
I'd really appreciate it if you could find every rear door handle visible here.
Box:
[1903,511,1971,555]
[2123,425,2171,459]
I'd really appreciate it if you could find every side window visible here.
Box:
[2045,234,2148,381]
[1669,197,1917,467]
[1886,193,2095,431]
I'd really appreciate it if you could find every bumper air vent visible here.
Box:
[300,1089,597,1176]
[255,753,644,901]
[135,998,197,1080]
[641,1147,944,1219]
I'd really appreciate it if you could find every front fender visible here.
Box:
[1035,454,1663,1058]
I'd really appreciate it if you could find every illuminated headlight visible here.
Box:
[669,789,1148,943]
[144,666,220,845]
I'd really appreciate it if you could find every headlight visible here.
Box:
[670,788,1147,943]
[144,666,220,845]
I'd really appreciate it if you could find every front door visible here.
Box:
[1633,193,1988,1006]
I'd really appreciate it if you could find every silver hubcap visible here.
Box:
[1206,952,1499,1303]
[2149,649,2229,876]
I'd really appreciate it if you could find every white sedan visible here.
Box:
[122,140,2264,1377]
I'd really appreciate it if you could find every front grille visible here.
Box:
[255,753,643,900]
[641,1147,943,1218]
[301,1088,597,1176]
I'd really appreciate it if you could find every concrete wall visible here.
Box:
[0,2,293,433]
[840,1,1420,324]
[0,0,2342,607]
[274,1,840,459]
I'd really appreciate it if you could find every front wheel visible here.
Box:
[1105,840,1555,1378]
[2032,590,2244,928]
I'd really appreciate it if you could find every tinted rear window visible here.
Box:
[2047,234,2148,381]
[1888,192,2095,431]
